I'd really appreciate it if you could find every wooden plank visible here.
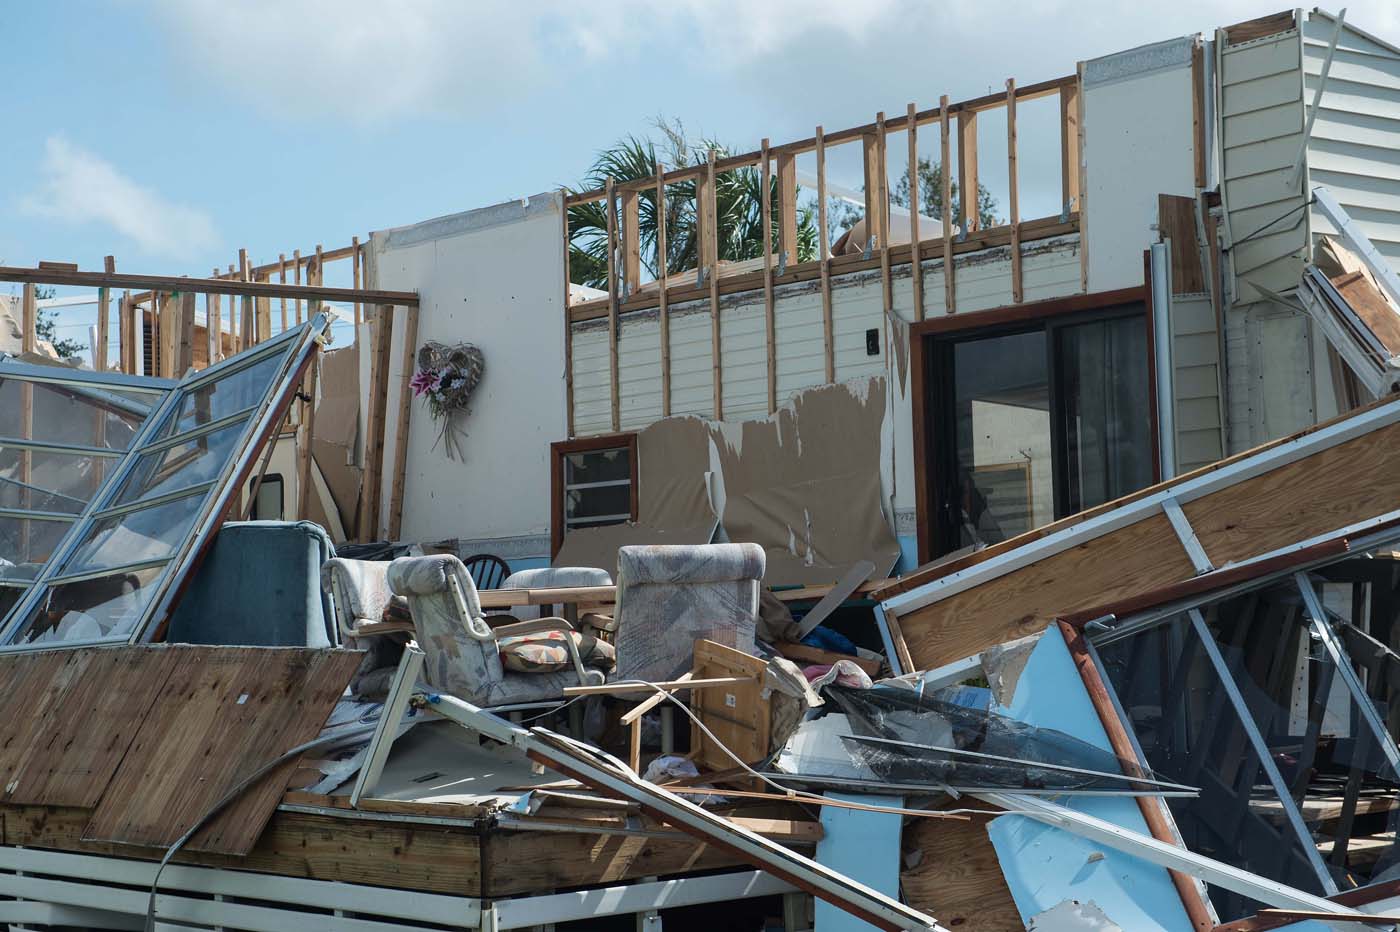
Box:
[1007,78,1022,303]
[1224,10,1297,45]
[292,248,303,325]
[278,254,288,333]
[1159,194,1206,293]
[606,178,621,433]
[5,804,485,896]
[310,244,325,318]
[562,676,750,696]
[176,290,196,374]
[776,149,798,268]
[117,291,130,373]
[655,163,671,418]
[691,639,769,785]
[762,138,777,413]
[957,111,979,235]
[1077,62,1090,292]
[817,125,835,383]
[360,306,394,542]
[620,187,641,297]
[480,824,746,897]
[0,266,417,306]
[351,235,362,327]
[908,103,924,321]
[706,150,722,418]
[20,283,36,354]
[1192,41,1207,190]
[82,647,362,856]
[941,95,955,315]
[96,256,113,370]
[1061,82,1082,210]
[296,357,319,520]
[901,808,1022,932]
[562,192,576,437]
[387,305,420,540]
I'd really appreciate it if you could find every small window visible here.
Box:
[248,474,284,521]
[550,435,637,557]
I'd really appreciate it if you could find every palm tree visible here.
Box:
[567,119,818,290]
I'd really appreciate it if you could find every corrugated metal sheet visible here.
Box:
[1218,26,1309,303]
[1304,11,1400,267]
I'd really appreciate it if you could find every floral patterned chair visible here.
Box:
[386,553,607,707]
[613,543,764,684]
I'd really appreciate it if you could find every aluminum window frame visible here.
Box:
[0,318,327,650]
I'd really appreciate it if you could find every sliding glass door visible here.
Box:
[929,302,1153,557]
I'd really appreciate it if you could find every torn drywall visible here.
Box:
[714,377,900,585]
[309,345,363,539]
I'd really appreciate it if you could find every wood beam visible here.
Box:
[1060,81,1082,212]
[388,305,420,541]
[96,256,114,371]
[957,111,978,235]
[908,103,923,321]
[0,267,419,307]
[562,191,576,437]
[310,244,325,318]
[706,150,722,419]
[1077,62,1089,292]
[1007,78,1022,304]
[293,248,303,324]
[606,178,621,433]
[817,126,834,384]
[776,149,797,267]
[620,188,641,297]
[176,291,195,375]
[278,254,288,333]
[360,306,395,542]
[298,357,319,521]
[352,235,363,327]
[655,163,671,418]
[761,138,777,414]
[20,283,35,354]
[941,95,955,316]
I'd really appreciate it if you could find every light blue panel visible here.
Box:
[895,534,919,575]
[814,792,902,932]
[987,630,1194,931]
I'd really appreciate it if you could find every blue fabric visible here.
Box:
[167,520,336,648]
[801,626,858,656]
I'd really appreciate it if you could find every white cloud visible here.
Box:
[21,137,219,260]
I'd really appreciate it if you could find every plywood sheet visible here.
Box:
[901,811,1021,932]
[1159,194,1205,294]
[0,648,177,808]
[1334,270,1400,356]
[83,646,361,855]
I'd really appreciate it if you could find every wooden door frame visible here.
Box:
[909,284,1154,565]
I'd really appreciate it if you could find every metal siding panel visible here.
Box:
[1220,32,1301,85]
[1223,71,1307,116]
[668,308,716,419]
[719,298,769,421]
[617,315,664,430]
[1223,100,1305,147]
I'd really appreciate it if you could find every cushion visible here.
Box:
[498,630,617,674]
[618,543,765,586]
[382,594,414,626]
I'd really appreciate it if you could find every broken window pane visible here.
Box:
[0,515,75,569]
[785,684,1177,794]
[112,419,248,506]
[153,352,285,440]
[0,377,157,451]
[0,445,108,515]
[12,565,165,647]
[561,445,634,531]
[1097,579,1400,921]
[58,492,206,577]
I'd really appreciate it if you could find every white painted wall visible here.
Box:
[369,194,567,561]
[1083,36,1200,292]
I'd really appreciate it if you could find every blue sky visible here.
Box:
[5,0,1398,358]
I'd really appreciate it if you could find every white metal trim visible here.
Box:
[492,870,795,929]
[1162,497,1213,573]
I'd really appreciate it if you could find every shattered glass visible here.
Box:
[779,683,1184,794]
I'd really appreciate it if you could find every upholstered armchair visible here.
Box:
[387,554,607,708]
[613,543,764,684]
[321,557,406,699]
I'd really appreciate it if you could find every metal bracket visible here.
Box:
[1162,496,1213,574]
[1060,198,1076,223]
[862,237,876,261]
[776,250,789,276]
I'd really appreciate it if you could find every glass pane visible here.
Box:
[0,444,107,514]
[566,483,631,523]
[153,352,285,440]
[946,330,1052,552]
[113,419,248,506]
[1098,582,1400,921]
[1057,312,1153,513]
[0,377,156,451]
[565,447,631,486]
[0,515,73,568]
[10,564,164,646]
[59,493,205,576]
[0,586,20,624]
